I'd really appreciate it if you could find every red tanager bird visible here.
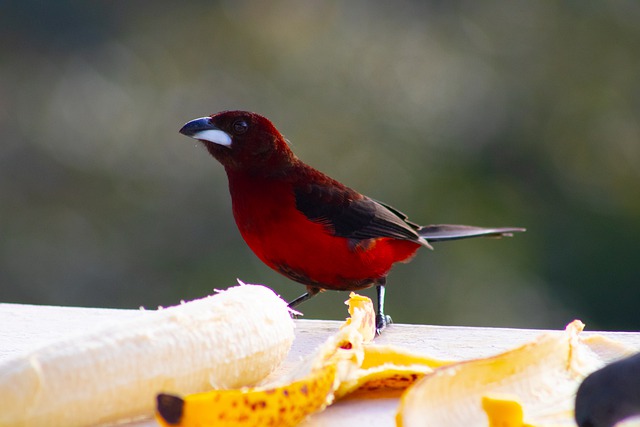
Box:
[180,111,525,333]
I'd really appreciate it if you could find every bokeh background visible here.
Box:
[2,1,639,330]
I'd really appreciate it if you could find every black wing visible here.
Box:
[294,183,422,243]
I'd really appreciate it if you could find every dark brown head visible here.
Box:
[179,111,296,175]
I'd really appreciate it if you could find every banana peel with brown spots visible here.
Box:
[156,295,636,427]
[155,293,448,427]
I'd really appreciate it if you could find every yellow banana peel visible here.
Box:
[335,345,451,399]
[156,295,636,427]
[156,363,337,427]
[482,394,536,427]
[396,320,637,427]
[156,292,449,427]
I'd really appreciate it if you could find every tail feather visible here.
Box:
[418,224,526,242]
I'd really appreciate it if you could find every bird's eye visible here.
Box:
[233,120,249,134]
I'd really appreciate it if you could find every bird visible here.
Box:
[179,110,525,333]
[575,352,640,427]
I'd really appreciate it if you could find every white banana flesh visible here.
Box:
[0,284,294,427]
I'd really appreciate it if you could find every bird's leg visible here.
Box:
[376,278,392,334]
[287,286,321,317]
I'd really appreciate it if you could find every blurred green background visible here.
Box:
[1,1,639,330]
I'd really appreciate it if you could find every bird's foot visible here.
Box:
[375,314,393,335]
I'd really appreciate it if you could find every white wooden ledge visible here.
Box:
[2,303,640,426]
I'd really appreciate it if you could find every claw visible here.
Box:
[376,314,393,335]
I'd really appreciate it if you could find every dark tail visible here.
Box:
[418,224,525,242]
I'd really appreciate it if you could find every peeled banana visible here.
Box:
[0,284,294,427]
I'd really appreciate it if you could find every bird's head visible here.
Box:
[179,111,296,174]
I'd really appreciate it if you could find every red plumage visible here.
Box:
[180,111,524,332]
[227,164,421,291]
